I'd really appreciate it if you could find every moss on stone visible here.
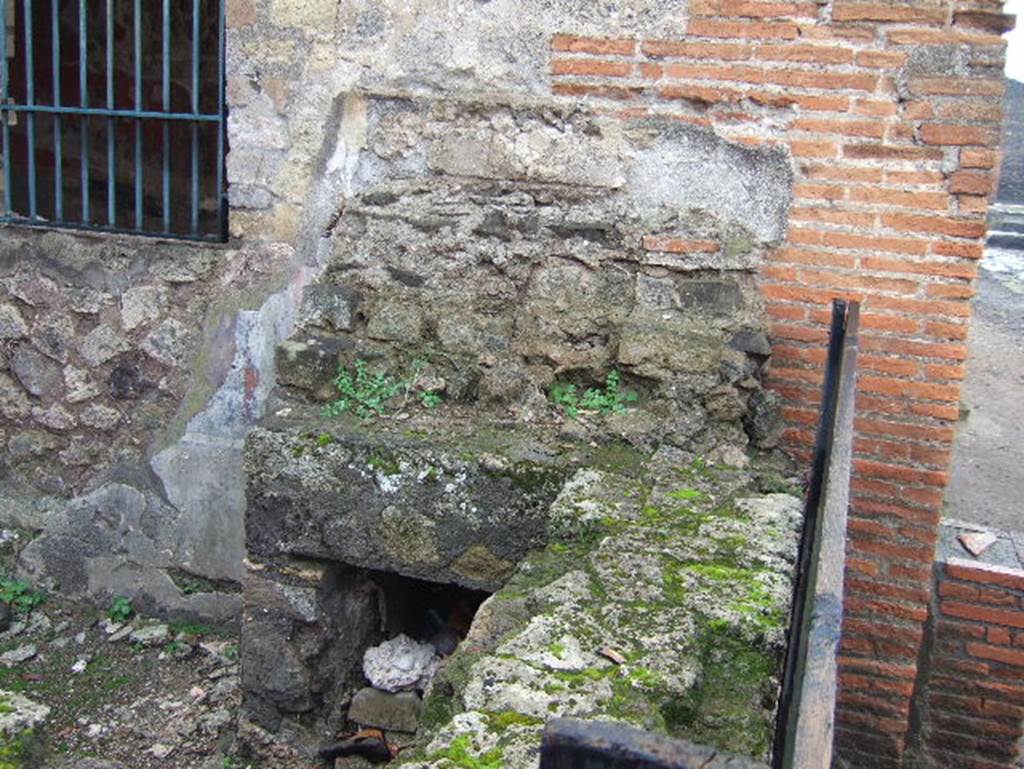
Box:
[589,442,649,478]
[427,734,503,769]
[482,711,542,733]
[0,729,39,769]
[660,624,777,759]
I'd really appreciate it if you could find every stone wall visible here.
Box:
[0,227,306,624]
[223,1,1015,766]
[0,1,1015,766]
[997,78,1024,203]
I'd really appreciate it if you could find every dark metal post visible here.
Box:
[161,0,170,232]
[51,0,61,218]
[190,0,199,234]
[2,0,12,215]
[105,0,114,225]
[79,0,89,222]
[23,0,36,219]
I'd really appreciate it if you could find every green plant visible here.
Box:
[164,640,187,655]
[322,357,446,419]
[0,578,44,615]
[169,620,212,637]
[108,596,134,623]
[323,359,404,419]
[550,370,637,419]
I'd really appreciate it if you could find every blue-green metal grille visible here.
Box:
[0,0,227,241]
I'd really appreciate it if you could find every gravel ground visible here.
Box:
[0,592,315,769]
[947,246,1024,534]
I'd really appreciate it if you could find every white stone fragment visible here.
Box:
[959,530,999,557]
[363,633,440,693]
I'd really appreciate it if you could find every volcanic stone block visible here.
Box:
[348,687,423,733]
[244,418,571,591]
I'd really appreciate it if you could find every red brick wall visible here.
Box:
[547,2,1013,767]
[919,560,1024,769]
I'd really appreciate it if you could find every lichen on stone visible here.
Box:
[402,450,802,769]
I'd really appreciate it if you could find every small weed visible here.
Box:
[108,596,134,623]
[420,391,443,409]
[323,359,404,419]
[169,620,212,637]
[316,432,333,447]
[550,370,637,419]
[323,358,445,419]
[222,643,239,662]
[0,578,45,615]
[164,640,187,655]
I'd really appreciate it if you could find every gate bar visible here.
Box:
[50,0,61,219]
[190,0,199,234]
[105,0,113,226]
[79,0,89,223]
[1,0,9,215]
[132,0,141,229]
[216,0,226,239]
[161,0,169,232]
[22,0,36,219]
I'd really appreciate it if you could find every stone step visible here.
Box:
[987,232,1024,251]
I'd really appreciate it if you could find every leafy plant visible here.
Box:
[0,578,45,615]
[323,359,404,419]
[164,640,187,655]
[322,358,445,419]
[421,391,443,409]
[169,620,212,637]
[549,370,638,419]
[108,596,134,623]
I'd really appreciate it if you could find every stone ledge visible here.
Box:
[397,448,802,768]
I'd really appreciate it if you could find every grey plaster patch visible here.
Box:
[16,483,241,627]
[150,439,248,583]
[939,518,1024,570]
[627,121,793,244]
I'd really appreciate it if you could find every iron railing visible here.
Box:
[0,0,227,241]
[773,298,860,769]
[538,301,861,769]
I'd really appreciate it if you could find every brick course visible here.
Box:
[915,560,1024,768]
[547,1,1013,765]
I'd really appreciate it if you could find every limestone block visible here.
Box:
[79,325,130,368]
[244,421,570,591]
[270,0,338,28]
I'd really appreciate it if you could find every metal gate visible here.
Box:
[0,0,227,241]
